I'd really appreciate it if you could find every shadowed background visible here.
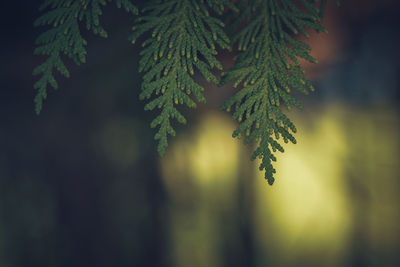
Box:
[0,1,399,266]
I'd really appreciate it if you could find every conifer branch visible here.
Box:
[221,0,327,185]
[131,0,237,155]
[32,0,337,185]
[33,0,138,114]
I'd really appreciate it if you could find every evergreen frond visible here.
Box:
[33,0,138,114]
[221,0,327,185]
[32,0,336,185]
[131,0,237,156]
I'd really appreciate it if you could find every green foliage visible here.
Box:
[130,0,237,155]
[33,0,335,185]
[33,0,137,114]
[220,0,327,185]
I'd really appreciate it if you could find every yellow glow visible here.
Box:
[254,105,352,264]
[160,112,240,193]
[188,113,240,187]
[159,104,400,266]
[160,112,242,267]
[344,107,400,261]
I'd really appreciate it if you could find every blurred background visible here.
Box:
[0,1,400,266]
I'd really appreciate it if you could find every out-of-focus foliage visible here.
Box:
[160,113,243,267]
[160,105,400,267]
